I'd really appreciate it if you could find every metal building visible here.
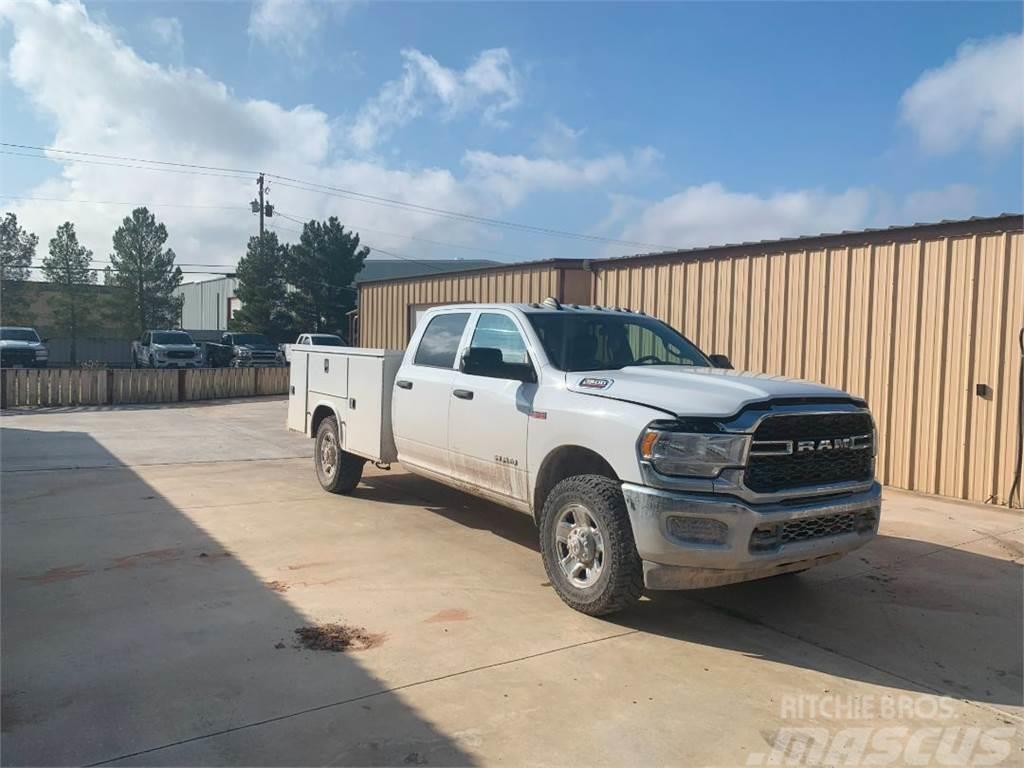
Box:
[356,214,1023,506]
[175,276,239,332]
[357,259,592,348]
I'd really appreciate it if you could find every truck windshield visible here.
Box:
[152,332,194,344]
[0,328,40,342]
[233,334,271,345]
[309,335,343,346]
[526,312,710,372]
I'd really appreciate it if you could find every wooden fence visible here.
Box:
[1,367,290,408]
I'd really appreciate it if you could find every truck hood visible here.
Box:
[565,366,854,418]
[0,340,44,349]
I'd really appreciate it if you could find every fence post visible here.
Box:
[0,370,6,409]
[105,369,114,405]
[254,367,260,397]
[177,369,186,402]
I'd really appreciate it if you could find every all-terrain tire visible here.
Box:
[314,415,365,494]
[539,474,644,616]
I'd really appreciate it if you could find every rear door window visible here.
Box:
[413,313,470,368]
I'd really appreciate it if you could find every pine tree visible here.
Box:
[285,217,368,337]
[107,207,183,335]
[229,232,290,339]
[41,222,96,364]
[0,212,39,324]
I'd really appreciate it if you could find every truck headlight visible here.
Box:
[34,349,47,359]
[639,426,749,478]
[238,348,252,357]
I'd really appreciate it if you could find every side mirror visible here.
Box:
[709,353,733,369]
[462,347,536,383]
[461,347,503,376]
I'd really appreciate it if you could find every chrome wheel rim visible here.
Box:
[554,503,605,588]
[320,431,338,478]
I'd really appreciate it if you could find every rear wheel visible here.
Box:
[539,475,643,616]
[314,415,364,494]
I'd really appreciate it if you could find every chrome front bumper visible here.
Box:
[621,482,881,589]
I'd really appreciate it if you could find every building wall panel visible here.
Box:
[591,225,1023,505]
[358,264,581,349]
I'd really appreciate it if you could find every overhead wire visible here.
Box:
[1,141,671,250]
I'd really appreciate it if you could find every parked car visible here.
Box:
[0,326,48,368]
[131,330,202,368]
[288,299,881,616]
[219,332,284,367]
[282,333,345,363]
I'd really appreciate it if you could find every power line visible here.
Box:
[0,149,252,181]
[0,142,258,176]
[0,194,247,211]
[269,215,454,274]
[275,209,524,261]
[2,141,670,250]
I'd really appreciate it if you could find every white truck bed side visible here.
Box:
[288,346,404,463]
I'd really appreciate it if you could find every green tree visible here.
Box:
[41,222,96,365]
[285,217,368,337]
[0,212,39,324]
[106,207,183,335]
[229,231,291,339]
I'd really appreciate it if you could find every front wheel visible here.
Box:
[314,416,365,494]
[539,475,643,616]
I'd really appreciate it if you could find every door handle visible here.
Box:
[396,380,413,390]
[453,389,474,400]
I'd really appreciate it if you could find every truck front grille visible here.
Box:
[167,350,195,359]
[750,508,878,552]
[744,412,874,493]
[1,349,36,367]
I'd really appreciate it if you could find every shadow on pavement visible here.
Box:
[1,428,475,767]
[358,471,1023,710]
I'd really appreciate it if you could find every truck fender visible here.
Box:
[309,401,343,444]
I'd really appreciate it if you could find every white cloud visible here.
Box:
[464,147,659,208]
[248,0,332,56]
[534,117,583,157]
[900,183,978,224]
[349,47,521,151]
[616,183,873,250]
[147,16,183,65]
[0,1,626,273]
[901,33,1024,154]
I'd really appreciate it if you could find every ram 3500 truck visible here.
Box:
[288,301,880,615]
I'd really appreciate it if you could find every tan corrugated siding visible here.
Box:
[357,264,574,349]
[592,227,1024,505]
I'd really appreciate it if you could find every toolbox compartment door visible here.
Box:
[287,351,310,433]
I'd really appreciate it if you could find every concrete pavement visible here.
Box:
[1,399,1021,766]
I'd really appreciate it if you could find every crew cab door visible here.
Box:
[392,311,471,477]
[447,312,535,502]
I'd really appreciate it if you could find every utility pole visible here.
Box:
[257,173,265,237]
[251,173,273,237]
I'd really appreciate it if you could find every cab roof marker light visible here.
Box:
[542,297,562,310]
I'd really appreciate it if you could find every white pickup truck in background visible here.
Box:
[282,333,344,364]
[131,330,202,368]
[288,300,880,615]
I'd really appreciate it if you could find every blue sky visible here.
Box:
[1,1,1021,276]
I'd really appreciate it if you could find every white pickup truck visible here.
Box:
[282,333,344,364]
[288,300,880,615]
